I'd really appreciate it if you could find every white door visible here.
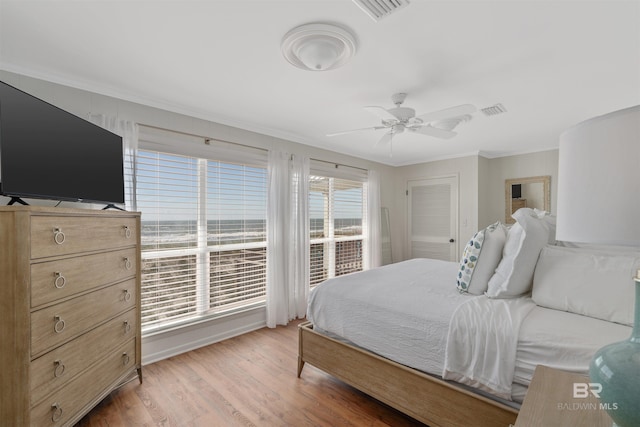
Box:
[407,176,458,261]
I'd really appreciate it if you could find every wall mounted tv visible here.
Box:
[0,80,124,205]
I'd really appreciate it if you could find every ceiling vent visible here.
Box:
[351,0,411,22]
[481,103,507,116]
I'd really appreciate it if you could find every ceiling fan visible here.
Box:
[327,93,477,147]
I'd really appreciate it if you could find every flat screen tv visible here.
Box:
[0,80,124,205]
[512,184,522,199]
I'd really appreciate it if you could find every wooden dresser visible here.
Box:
[0,206,141,426]
[511,198,527,214]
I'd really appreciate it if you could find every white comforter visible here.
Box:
[442,296,536,400]
[307,258,468,375]
[308,258,626,403]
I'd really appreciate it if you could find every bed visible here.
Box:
[297,209,638,427]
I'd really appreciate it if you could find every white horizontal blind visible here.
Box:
[137,152,199,327]
[309,169,367,287]
[135,146,267,332]
[206,161,267,311]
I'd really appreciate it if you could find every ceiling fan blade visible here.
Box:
[416,104,477,123]
[411,125,457,139]
[375,132,393,147]
[326,126,385,137]
[364,106,398,122]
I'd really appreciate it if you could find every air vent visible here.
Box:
[351,0,411,22]
[481,103,507,116]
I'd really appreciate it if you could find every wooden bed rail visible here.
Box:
[298,321,519,427]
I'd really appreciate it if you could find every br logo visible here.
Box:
[573,383,602,398]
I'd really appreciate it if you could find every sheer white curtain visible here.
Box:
[266,150,289,327]
[366,169,382,269]
[88,114,138,210]
[288,155,309,319]
[266,151,309,327]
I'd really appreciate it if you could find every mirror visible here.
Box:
[505,175,550,224]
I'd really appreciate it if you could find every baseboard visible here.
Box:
[141,307,266,365]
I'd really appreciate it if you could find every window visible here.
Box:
[309,173,367,287]
[136,149,267,332]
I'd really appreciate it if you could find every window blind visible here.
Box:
[308,170,367,287]
[134,135,267,332]
[136,151,200,327]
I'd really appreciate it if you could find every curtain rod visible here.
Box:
[138,123,269,153]
[139,124,368,172]
[310,157,368,172]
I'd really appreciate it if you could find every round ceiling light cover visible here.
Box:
[281,23,357,71]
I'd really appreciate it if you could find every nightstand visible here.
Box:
[514,365,614,427]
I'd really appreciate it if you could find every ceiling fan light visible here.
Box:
[281,23,357,71]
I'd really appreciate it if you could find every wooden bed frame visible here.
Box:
[297,321,519,427]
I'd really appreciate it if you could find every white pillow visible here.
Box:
[486,208,556,298]
[532,245,640,326]
[456,221,507,295]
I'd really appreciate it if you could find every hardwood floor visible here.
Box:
[77,319,425,426]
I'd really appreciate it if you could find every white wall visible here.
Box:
[392,155,479,261]
[477,155,492,228]
[480,150,559,228]
[390,150,559,262]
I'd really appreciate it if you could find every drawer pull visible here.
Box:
[124,257,132,270]
[124,225,132,239]
[51,402,63,422]
[122,352,130,366]
[53,316,66,333]
[54,272,66,289]
[124,320,132,334]
[53,228,66,245]
[123,289,132,302]
[54,360,65,378]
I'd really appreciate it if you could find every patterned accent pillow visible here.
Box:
[457,221,507,295]
[457,230,484,293]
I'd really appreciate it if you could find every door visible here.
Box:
[407,176,458,261]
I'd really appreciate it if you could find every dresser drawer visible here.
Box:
[30,216,137,259]
[31,248,137,308]
[30,338,136,427]
[31,279,136,357]
[30,309,137,405]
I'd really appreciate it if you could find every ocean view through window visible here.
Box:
[136,150,268,332]
[309,175,366,286]
[133,137,369,332]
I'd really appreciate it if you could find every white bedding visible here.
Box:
[307,258,469,374]
[443,296,536,400]
[513,305,632,389]
[307,258,633,404]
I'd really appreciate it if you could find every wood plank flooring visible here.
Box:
[77,319,425,426]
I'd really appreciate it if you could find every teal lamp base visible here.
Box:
[589,274,640,427]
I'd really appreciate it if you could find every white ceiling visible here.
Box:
[1,0,639,166]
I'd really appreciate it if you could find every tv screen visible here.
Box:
[512,184,522,199]
[0,81,124,205]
